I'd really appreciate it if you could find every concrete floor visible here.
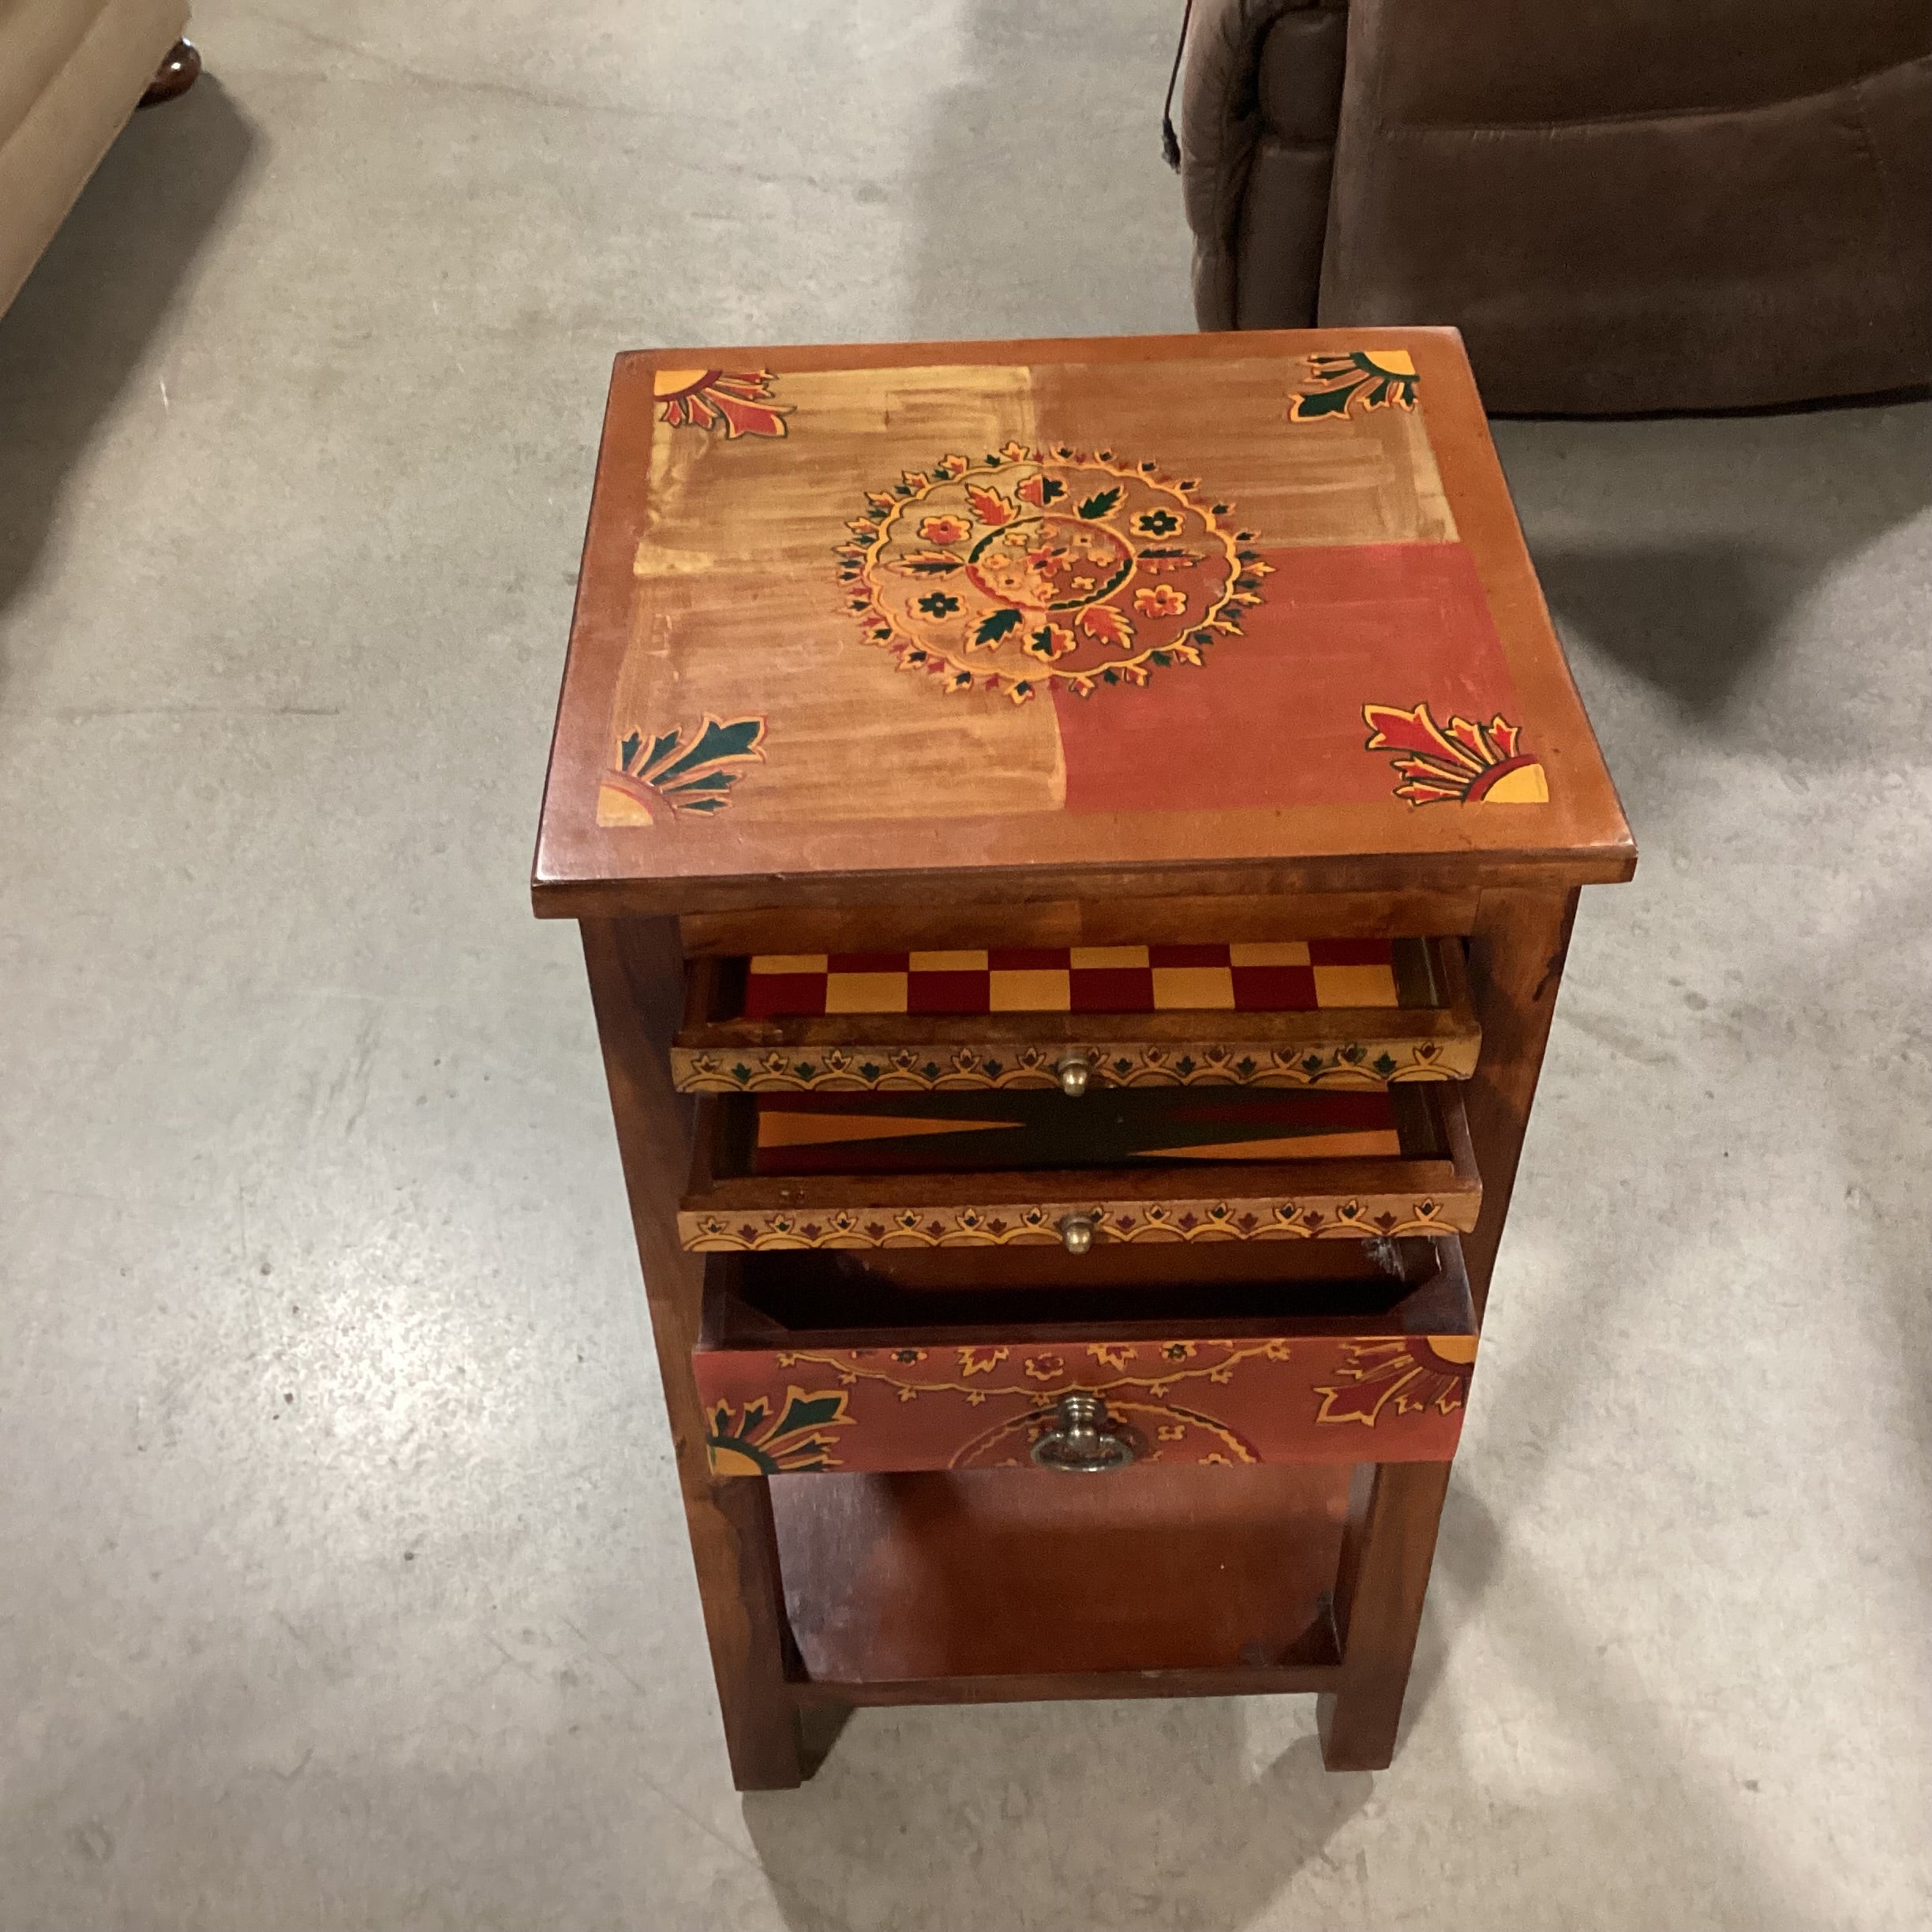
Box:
[2,3,1929,1926]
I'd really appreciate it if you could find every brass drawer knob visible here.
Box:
[1056,1050,1092,1097]
[1032,1392,1138,1473]
[1058,1211,1095,1256]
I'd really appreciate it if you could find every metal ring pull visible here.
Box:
[1058,1211,1095,1256]
[1056,1050,1092,1098]
[1031,1392,1140,1473]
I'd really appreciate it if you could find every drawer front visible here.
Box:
[697,1335,1476,1475]
[678,1084,1480,1251]
[673,937,1478,1095]
[695,1242,1477,1476]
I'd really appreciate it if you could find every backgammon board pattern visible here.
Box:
[748,1090,1404,1176]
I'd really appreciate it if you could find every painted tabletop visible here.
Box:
[534,330,1632,915]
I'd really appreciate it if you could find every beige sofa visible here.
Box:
[1,0,189,317]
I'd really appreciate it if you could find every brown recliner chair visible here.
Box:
[1177,0,1932,412]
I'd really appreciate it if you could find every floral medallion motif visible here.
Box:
[836,443,1270,702]
[652,367,792,438]
[1363,702,1548,806]
[1287,350,1420,422]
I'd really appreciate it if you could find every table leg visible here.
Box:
[1458,886,1580,1323]
[1316,1459,1452,1771]
[581,918,807,1790]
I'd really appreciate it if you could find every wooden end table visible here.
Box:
[534,330,1633,1788]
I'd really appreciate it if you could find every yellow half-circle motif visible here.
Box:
[1481,762,1549,803]
[597,781,654,826]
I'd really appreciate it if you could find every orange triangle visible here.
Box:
[1156,1130,1402,1162]
[755,1111,1022,1150]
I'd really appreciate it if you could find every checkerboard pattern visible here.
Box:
[740,942,1402,1017]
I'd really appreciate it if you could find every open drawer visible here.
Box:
[695,1234,1477,1475]
[678,1082,1481,1251]
[672,937,1478,1094]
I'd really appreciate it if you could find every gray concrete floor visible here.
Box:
[2,3,1928,1926]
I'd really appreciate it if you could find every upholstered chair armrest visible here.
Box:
[1179,0,1348,328]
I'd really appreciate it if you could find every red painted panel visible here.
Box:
[1052,541,1523,814]
[695,1331,1475,1475]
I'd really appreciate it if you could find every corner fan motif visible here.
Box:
[653,367,791,438]
[1363,703,1548,805]
[597,715,767,826]
[1286,349,1420,421]
[836,444,1271,702]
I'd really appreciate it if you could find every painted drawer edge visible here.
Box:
[679,1190,1476,1251]
[672,1036,1476,1093]
[695,1332,1477,1476]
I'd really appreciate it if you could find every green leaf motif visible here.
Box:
[652,717,762,784]
[773,1392,846,1436]
[975,608,1023,646]
[1076,487,1121,520]
[1294,382,1359,421]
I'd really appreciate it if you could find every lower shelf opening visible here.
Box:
[771,1462,1350,1687]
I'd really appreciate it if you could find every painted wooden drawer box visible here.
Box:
[678,1081,1481,1252]
[672,935,1480,1095]
[695,1235,1476,1475]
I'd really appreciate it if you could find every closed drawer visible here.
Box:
[678,1081,1481,1251]
[672,936,1478,1094]
[695,1234,1476,1476]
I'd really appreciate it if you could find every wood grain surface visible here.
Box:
[534,330,1634,919]
[770,1465,1353,1683]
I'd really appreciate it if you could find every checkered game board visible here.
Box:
[740,942,1403,1017]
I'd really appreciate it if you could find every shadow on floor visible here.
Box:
[1515,400,1931,768]
[743,1702,1372,1931]
[0,75,258,626]
[1534,541,1812,720]
[739,1471,1813,1930]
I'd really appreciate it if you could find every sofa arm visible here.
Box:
[1179,0,1348,329]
